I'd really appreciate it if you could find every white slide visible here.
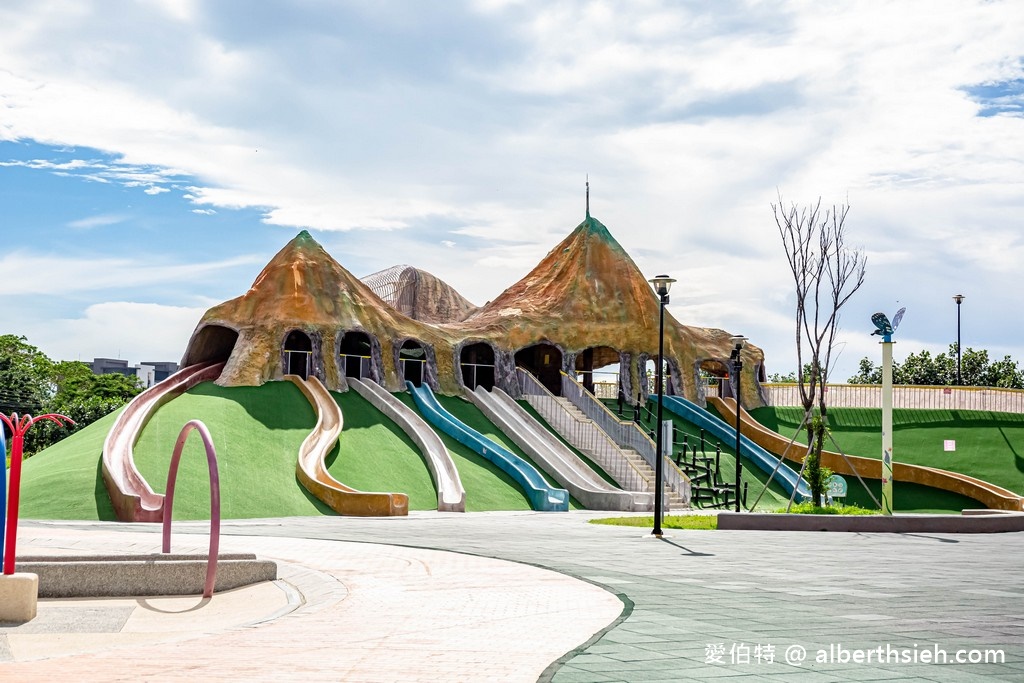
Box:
[102,361,225,522]
[468,386,653,511]
[350,378,466,512]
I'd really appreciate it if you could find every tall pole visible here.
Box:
[881,336,894,516]
[953,294,964,385]
[653,292,666,537]
[729,336,746,512]
[647,275,675,537]
[733,350,743,512]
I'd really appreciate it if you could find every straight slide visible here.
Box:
[288,376,408,516]
[407,382,569,512]
[468,386,652,511]
[102,361,225,522]
[350,378,465,512]
[659,394,812,501]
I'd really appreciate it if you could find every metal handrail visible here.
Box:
[559,371,690,504]
[516,369,649,493]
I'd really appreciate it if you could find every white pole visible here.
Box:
[881,339,894,516]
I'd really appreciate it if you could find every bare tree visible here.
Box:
[774,194,866,506]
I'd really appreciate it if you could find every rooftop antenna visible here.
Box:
[585,175,590,218]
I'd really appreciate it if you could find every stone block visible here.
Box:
[0,572,39,623]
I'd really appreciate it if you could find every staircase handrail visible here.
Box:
[518,368,690,505]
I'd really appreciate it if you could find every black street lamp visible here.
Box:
[648,274,675,537]
[730,335,747,512]
[953,294,965,386]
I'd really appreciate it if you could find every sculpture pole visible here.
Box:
[2,413,74,574]
[881,338,894,516]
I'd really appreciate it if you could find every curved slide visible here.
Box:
[468,386,652,511]
[102,361,225,522]
[711,397,1024,512]
[407,382,569,512]
[660,395,813,501]
[350,378,466,512]
[288,376,408,516]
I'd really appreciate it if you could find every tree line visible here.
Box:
[768,345,1024,389]
[0,334,143,456]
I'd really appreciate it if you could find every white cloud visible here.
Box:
[0,251,262,296]
[24,302,205,365]
[67,213,128,229]
[0,1,1023,379]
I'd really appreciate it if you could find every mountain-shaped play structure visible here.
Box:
[181,214,765,404]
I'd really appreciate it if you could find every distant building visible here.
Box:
[90,358,179,388]
[143,362,179,383]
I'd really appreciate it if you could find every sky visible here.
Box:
[1,0,1023,382]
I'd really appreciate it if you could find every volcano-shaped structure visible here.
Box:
[181,217,765,405]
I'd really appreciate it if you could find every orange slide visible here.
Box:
[710,397,1024,512]
[287,376,408,516]
[102,362,226,522]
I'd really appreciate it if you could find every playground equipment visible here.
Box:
[288,375,409,516]
[658,394,812,503]
[2,412,74,575]
[467,385,652,511]
[711,396,1024,512]
[349,378,466,512]
[161,420,221,598]
[102,362,225,522]
[407,382,569,512]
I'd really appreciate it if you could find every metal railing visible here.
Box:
[557,371,690,505]
[340,354,371,379]
[764,383,1024,413]
[516,369,650,494]
[460,362,495,390]
[285,350,311,378]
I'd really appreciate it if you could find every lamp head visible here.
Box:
[730,335,747,351]
[648,274,676,297]
[953,294,965,305]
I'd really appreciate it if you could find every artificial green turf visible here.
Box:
[750,406,1024,497]
[19,409,123,520]
[131,381,332,519]
[434,394,582,510]
[394,392,534,511]
[328,390,437,510]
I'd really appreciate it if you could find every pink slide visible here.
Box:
[101,362,225,522]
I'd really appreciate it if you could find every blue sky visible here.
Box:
[1,0,1023,381]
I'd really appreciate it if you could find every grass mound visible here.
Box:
[750,406,1024,497]
[131,381,330,519]
[20,410,123,520]
[328,390,437,510]
[394,392,535,511]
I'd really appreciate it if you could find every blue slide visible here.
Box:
[658,394,812,501]
[407,382,569,512]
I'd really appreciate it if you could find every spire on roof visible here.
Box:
[585,175,590,218]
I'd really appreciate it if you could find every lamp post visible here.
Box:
[730,336,747,512]
[648,274,675,537]
[953,294,965,386]
[871,311,903,516]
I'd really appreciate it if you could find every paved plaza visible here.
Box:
[2,512,1023,681]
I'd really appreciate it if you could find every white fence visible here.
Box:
[763,383,1024,413]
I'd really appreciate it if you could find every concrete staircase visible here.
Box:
[533,396,685,510]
